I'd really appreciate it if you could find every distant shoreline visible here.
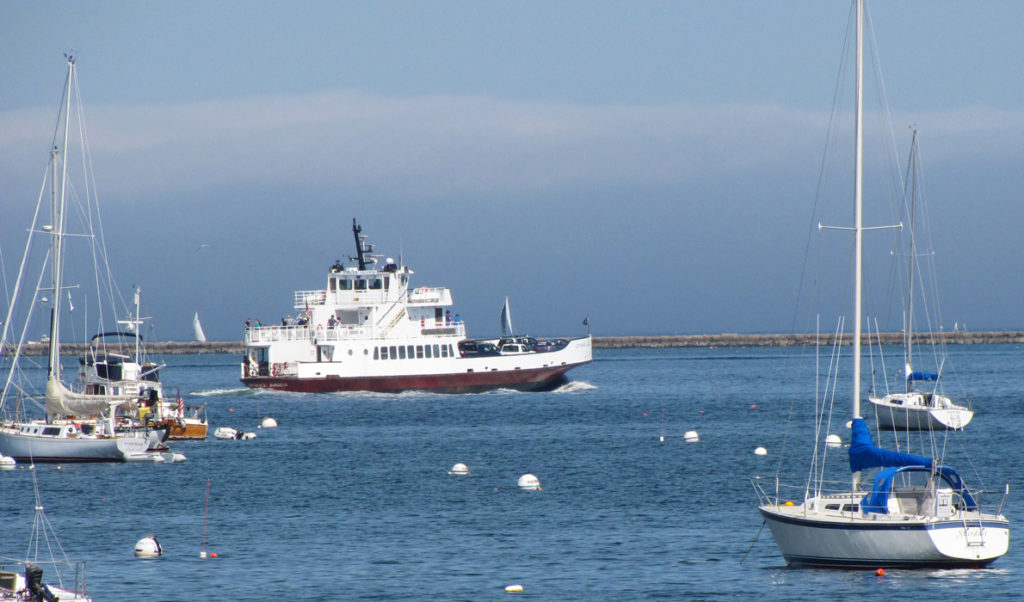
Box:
[6,331,1021,356]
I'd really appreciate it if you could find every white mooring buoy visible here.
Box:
[826,434,842,448]
[505,584,524,593]
[448,463,470,475]
[754,446,768,456]
[260,416,278,429]
[517,474,541,490]
[134,535,162,558]
[683,430,699,442]
[0,455,15,470]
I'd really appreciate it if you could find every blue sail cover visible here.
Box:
[848,418,933,473]
[908,371,938,382]
[861,465,979,514]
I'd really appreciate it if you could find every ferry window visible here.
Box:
[416,345,424,359]
[425,345,432,358]
[340,279,352,291]
[399,346,407,359]
[407,345,414,358]
[380,346,389,360]
[449,345,455,357]
[441,345,449,358]
[330,279,336,291]
[370,279,382,290]
[383,276,390,290]
[374,347,380,360]
[355,279,367,290]
[432,344,440,357]
[389,346,397,359]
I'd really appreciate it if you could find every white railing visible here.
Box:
[293,290,326,309]
[246,325,312,344]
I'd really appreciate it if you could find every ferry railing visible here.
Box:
[245,325,312,344]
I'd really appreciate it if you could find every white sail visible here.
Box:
[193,312,207,342]
[45,375,133,417]
[500,297,513,337]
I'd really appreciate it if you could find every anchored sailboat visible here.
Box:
[753,1,1008,568]
[0,56,178,463]
[868,131,973,431]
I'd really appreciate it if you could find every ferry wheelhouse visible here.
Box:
[241,221,592,393]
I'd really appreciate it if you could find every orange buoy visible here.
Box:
[875,568,885,576]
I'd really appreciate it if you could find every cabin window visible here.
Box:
[339,279,352,291]
[441,345,449,358]
[383,276,390,290]
[407,345,414,358]
[434,308,443,322]
[43,427,61,436]
[425,345,432,358]
[432,344,440,357]
[842,504,859,512]
[355,279,367,290]
[373,347,380,360]
[380,346,389,360]
[399,346,407,359]
[416,345,424,359]
[389,346,397,359]
[825,504,840,511]
[330,279,337,291]
[370,278,382,290]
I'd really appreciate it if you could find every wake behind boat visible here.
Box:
[241,220,592,393]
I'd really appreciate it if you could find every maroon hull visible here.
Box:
[241,363,580,394]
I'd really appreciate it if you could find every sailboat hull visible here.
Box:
[870,395,973,430]
[760,505,1009,568]
[0,425,150,463]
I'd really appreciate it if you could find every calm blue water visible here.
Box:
[1,345,1021,599]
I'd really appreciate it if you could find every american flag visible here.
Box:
[176,395,184,416]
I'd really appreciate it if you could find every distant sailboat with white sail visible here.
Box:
[193,312,207,343]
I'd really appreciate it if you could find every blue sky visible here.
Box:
[2,1,1023,342]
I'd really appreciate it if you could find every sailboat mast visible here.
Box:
[47,56,74,382]
[905,130,919,393]
[852,0,864,420]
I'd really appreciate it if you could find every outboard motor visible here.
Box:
[25,564,58,602]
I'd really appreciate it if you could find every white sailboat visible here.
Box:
[0,56,156,463]
[193,312,207,342]
[753,1,1008,568]
[868,131,972,431]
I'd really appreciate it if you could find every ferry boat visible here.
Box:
[240,221,592,393]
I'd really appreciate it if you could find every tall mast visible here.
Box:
[47,56,74,382]
[905,129,919,392]
[852,0,864,420]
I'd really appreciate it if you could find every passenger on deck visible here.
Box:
[328,315,338,328]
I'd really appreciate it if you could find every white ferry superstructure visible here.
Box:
[240,220,592,393]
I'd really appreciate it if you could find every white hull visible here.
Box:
[870,394,973,430]
[0,424,150,463]
[761,503,1009,568]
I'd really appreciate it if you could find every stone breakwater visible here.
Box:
[6,332,1022,356]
